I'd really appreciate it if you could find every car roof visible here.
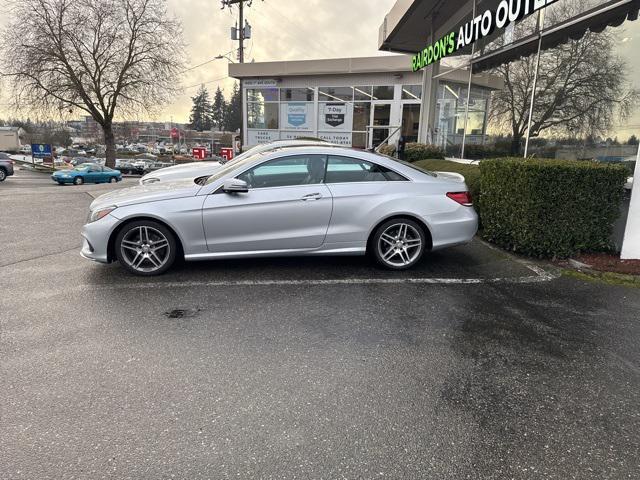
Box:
[248,145,432,181]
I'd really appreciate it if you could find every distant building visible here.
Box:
[0,126,25,151]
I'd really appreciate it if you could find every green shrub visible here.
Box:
[479,158,627,258]
[445,144,512,159]
[404,143,445,162]
[377,144,396,157]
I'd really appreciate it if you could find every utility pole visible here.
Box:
[221,0,259,152]
[221,0,258,63]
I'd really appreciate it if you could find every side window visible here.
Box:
[237,155,327,189]
[325,156,407,183]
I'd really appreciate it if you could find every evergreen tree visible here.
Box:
[188,85,214,131]
[211,87,227,131]
[224,82,242,133]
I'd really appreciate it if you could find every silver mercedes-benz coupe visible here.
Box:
[81,146,478,275]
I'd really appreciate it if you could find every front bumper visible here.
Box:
[52,175,73,183]
[80,213,121,263]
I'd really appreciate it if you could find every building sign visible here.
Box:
[243,79,278,87]
[318,132,352,146]
[281,103,312,130]
[411,0,560,72]
[247,129,280,145]
[318,103,353,131]
[324,104,345,127]
[31,143,52,158]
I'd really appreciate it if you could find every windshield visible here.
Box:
[204,152,264,185]
[73,165,91,171]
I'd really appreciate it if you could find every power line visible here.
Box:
[184,75,230,90]
[179,51,234,74]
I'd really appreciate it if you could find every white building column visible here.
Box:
[418,61,439,144]
[621,145,640,259]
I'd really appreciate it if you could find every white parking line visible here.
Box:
[76,263,558,291]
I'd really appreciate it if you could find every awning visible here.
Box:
[472,0,640,73]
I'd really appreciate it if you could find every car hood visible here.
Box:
[143,161,223,181]
[90,178,200,210]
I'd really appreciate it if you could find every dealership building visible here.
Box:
[229,0,640,258]
[229,56,502,150]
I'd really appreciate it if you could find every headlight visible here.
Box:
[142,177,160,184]
[89,206,117,223]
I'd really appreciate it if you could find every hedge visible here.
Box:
[479,158,627,258]
[404,143,445,162]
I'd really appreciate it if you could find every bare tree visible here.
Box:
[1,0,185,167]
[487,2,638,154]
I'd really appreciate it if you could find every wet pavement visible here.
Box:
[1,170,639,479]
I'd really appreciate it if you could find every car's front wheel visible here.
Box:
[115,220,177,276]
[371,218,426,270]
[73,176,84,185]
[109,177,117,183]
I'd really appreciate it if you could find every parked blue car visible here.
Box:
[52,163,122,185]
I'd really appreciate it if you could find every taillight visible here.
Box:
[446,191,473,206]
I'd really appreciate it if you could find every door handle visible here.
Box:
[301,192,322,201]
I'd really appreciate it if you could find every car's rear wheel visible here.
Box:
[73,176,83,185]
[371,218,426,270]
[115,220,177,276]
[0,168,6,182]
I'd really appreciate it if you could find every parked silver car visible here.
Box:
[81,146,478,275]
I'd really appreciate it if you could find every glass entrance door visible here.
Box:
[369,103,391,149]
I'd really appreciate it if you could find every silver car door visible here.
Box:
[323,155,409,244]
[202,154,333,253]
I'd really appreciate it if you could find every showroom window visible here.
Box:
[318,87,354,102]
[247,88,280,130]
[282,88,314,102]
[246,88,279,102]
[372,86,394,100]
[402,85,422,100]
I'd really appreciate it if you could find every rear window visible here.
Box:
[325,156,408,183]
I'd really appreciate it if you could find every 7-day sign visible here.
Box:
[324,103,346,128]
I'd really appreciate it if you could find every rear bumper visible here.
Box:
[429,207,479,250]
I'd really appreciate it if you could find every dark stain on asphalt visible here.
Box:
[164,308,201,319]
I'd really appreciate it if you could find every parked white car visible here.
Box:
[139,139,338,185]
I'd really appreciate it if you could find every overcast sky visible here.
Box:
[166,0,398,122]
[0,0,639,139]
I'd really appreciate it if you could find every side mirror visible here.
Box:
[222,178,249,193]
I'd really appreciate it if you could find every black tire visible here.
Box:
[73,176,84,185]
[114,220,177,276]
[0,168,6,182]
[109,177,117,183]
[370,217,426,270]
[57,181,65,186]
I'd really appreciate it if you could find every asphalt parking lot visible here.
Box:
[2,170,639,479]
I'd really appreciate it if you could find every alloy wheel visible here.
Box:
[377,222,423,267]
[0,169,6,181]
[120,225,171,273]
